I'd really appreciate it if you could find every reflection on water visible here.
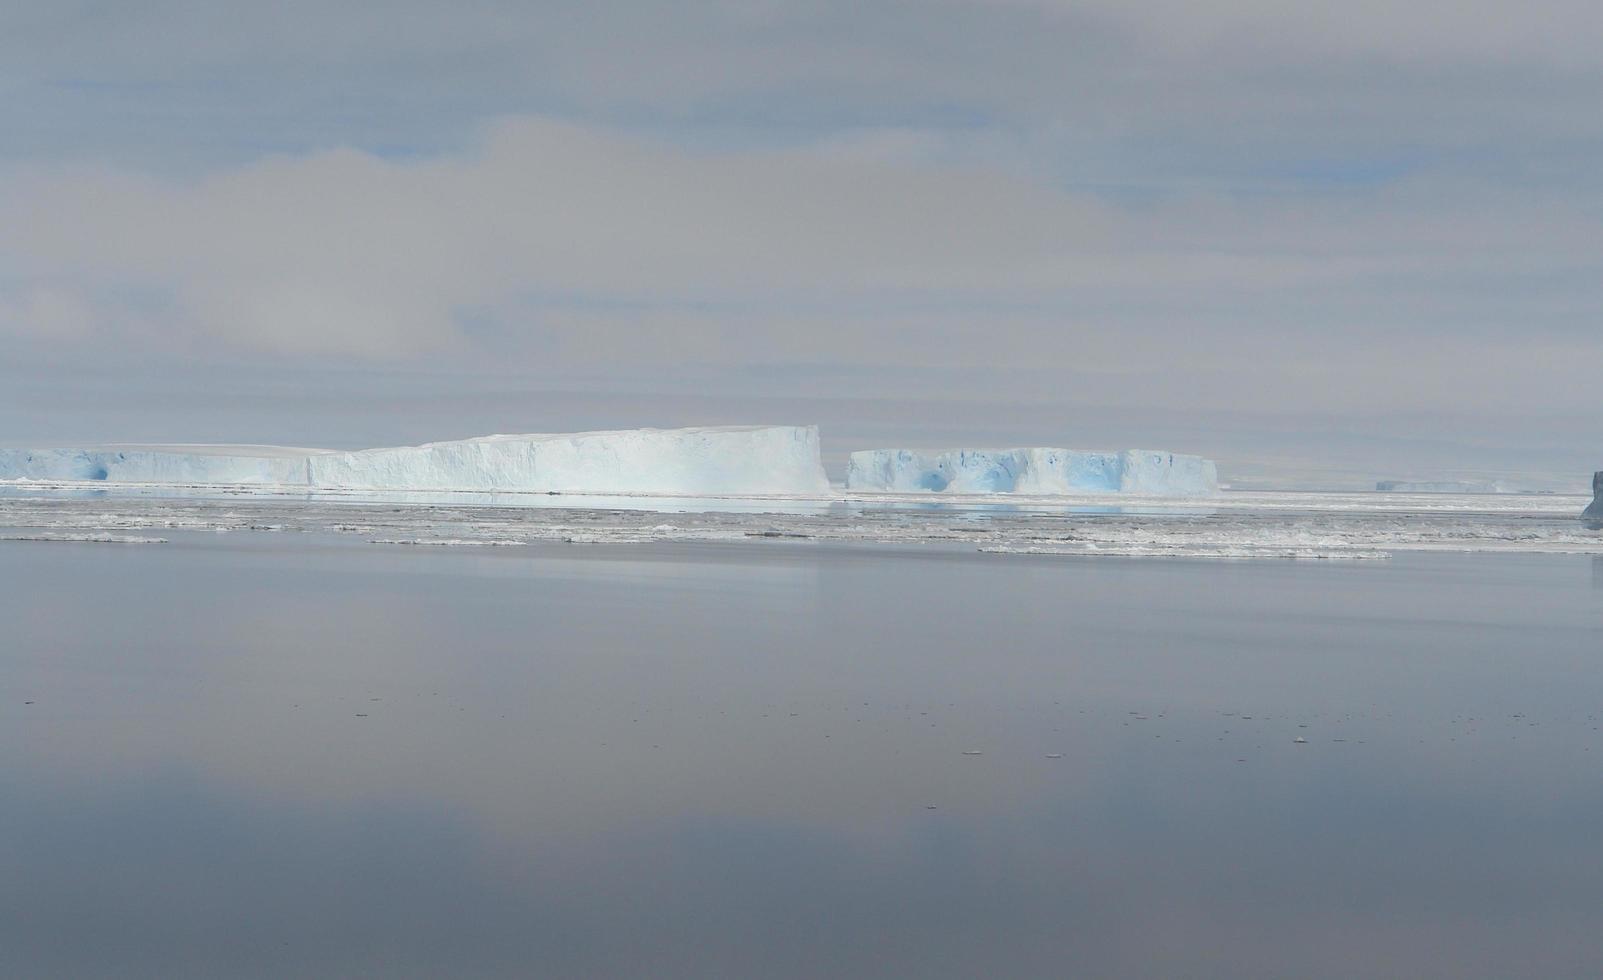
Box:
[844,496,1208,517]
[4,539,1603,977]
[0,481,1215,520]
[0,484,112,500]
[0,480,845,515]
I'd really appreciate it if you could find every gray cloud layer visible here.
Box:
[3,2,1601,484]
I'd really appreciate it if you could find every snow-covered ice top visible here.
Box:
[845,448,1218,496]
[0,426,830,496]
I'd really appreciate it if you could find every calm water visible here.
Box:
[4,535,1603,978]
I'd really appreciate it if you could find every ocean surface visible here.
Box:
[4,522,1603,978]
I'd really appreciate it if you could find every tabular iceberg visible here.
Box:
[1376,480,1508,494]
[0,445,320,485]
[845,448,1218,496]
[0,425,830,496]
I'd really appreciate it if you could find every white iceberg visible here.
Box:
[845,448,1218,496]
[1375,480,1508,494]
[0,444,318,485]
[0,425,830,496]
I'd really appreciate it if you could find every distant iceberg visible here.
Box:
[0,426,830,496]
[1376,480,1509,494]
[845,448,1218,496]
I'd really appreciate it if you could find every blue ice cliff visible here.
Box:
[845,448,1218,496]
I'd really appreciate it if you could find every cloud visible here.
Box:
[2,116,1600,386]
[0,284,96,341]
[2,3,1600,479]
[981,0,1603,66]
[8,117,1117,355]
[8,1,1601,178]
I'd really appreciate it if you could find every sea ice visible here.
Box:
[0,425,830,496]
[844,448,1218,496]
[3,489,1601,558]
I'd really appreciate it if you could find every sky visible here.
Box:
[2,1,1601,487]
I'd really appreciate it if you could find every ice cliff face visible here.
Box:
[845,448,1218,496]
[0,445,319,485]
[1,429,1225,497]
[0,426,830,496]
[309,426,828,494]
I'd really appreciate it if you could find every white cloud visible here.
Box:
[2,116,1600,371]
[0,285,96,340]
[977,0,1603,66]
[3,2,1600,478]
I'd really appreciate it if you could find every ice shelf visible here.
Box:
[0,426,831,496]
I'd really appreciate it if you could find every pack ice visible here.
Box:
[845,448,1218,496]
[0,426,830,496]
